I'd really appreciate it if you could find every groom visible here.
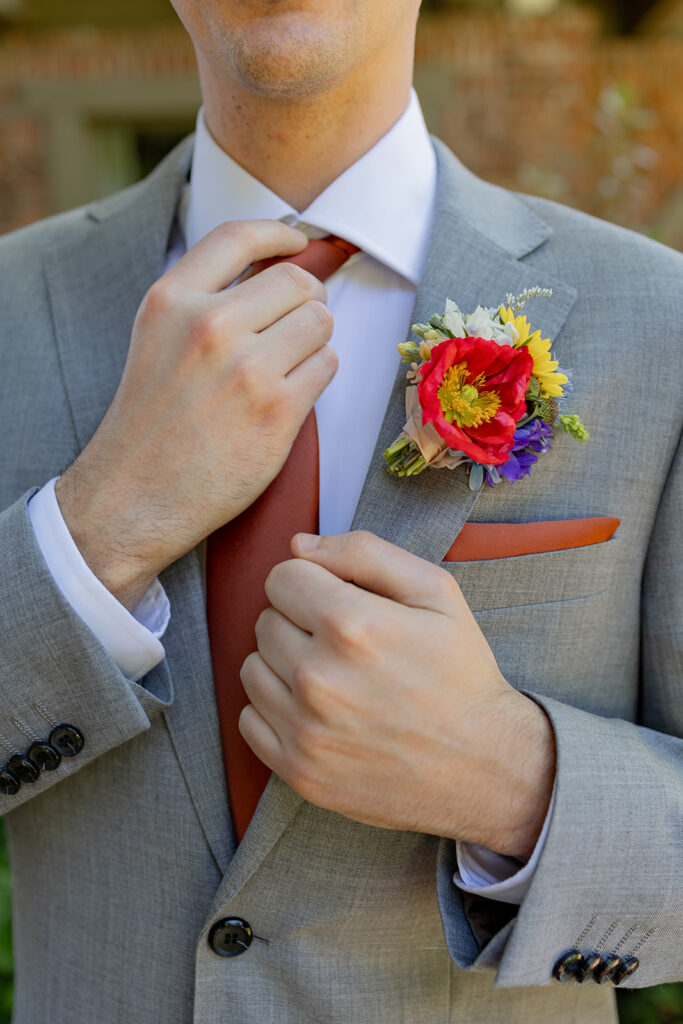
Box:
[0,1,680,1022]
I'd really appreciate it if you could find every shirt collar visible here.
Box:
[183,89,437,286]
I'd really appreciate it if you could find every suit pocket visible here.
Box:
[441,537,622,611]
[442,539,635,716]
[443,516,620,562]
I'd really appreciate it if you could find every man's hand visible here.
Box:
[56,220,337,609]
[240,531,556,860]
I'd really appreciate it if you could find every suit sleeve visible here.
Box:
[436,430,683,989]
[0,488,173,813]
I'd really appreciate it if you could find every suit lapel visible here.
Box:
[43,137,234,875]
[351,138,578,563]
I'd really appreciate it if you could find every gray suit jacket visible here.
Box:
[0,135,681,1024]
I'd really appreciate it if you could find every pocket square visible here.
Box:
[444,517,620,562]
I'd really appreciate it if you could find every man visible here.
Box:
[0,1,680,1021]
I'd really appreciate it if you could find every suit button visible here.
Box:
[553,949,584,982]
[208,917,253,958]
[612,956,639,985]
[575,953,602,983]
[0,767,20,796]
[49,724,84,757]
[28,741,62,772]
[594,953,622,984]
[6,754,40,784]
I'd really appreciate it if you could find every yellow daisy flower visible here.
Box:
[499,307,568,398]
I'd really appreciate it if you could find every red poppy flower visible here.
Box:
[418,336,533,465]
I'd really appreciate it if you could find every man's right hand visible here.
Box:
[55,220,337,611]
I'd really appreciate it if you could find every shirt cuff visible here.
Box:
[453,785,556,906]
[28,478,170,681]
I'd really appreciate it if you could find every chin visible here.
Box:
[221,10,355,98]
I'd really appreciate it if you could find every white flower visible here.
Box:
[464,305,496,341]
[443,298,465,338]
[492,320,519,347]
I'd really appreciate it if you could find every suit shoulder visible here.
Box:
[518,192,683,297]
[0,206,95,287]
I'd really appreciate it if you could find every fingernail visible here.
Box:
[296,533,320,552]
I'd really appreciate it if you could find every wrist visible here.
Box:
[55,465,162,611]
[486,690,556,861]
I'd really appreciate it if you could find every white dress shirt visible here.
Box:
[28,91,551,902]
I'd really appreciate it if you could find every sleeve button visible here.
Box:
[594,953,622,984]
[6,754,40,784]
[28,741,62,772]
[612,956,639,985]
[49,724,84,757]
[552,949,584,982]
[576,953,602,983]
[0,767,20,796]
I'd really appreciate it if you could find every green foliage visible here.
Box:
[0,824,12,1024]
[0,820,678,1022]
[617,984,683,1024]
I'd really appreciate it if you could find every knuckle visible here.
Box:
[304,299,333,333]
[187,307,227,356]
[278,260,316,292]
[214,220,255,248]
[434,565,461,602]
[239,652,260,684]
[231,351,264,394]
[286,761,318,804]
[293,662,326,709]
[349,530,377,561]
[253,608,271,640]
[326,609,370,652]
[264,560,289,594]
[140,280,176,320]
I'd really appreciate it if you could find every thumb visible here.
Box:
[290,530,458,612]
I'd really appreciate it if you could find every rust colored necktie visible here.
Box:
[206,234,360,843]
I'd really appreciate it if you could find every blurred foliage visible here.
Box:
[0,824,12,1024]
[420,0,662,35]
[0,820,679,1021]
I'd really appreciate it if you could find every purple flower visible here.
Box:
[498,418,553,483]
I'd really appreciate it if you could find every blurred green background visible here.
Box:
[0,0,681,1020]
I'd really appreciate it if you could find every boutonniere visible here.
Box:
[384,288,589,489]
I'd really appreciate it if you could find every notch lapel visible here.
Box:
[43,137,234,875]
[351,138,578,564]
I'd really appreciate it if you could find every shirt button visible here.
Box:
[208,917,253,958]
[0,767,20,796]
[28,741,62,772]
[6,754,40,785]
[49,724,84,757]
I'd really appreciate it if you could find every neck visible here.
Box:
[198,36,415,212]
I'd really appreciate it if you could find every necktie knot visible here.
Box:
[249,233,360,284]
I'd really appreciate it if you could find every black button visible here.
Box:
[208,917,253,958]
[612,956,639,985]
[6,754,40,784]
[594,953,622,985]
[575,953,602,983]
[553,949,584,982]
[49,724,84,757]
[28,741,62,772]
[0,767,20,796]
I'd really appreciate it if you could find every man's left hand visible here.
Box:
[239,531,555,860]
